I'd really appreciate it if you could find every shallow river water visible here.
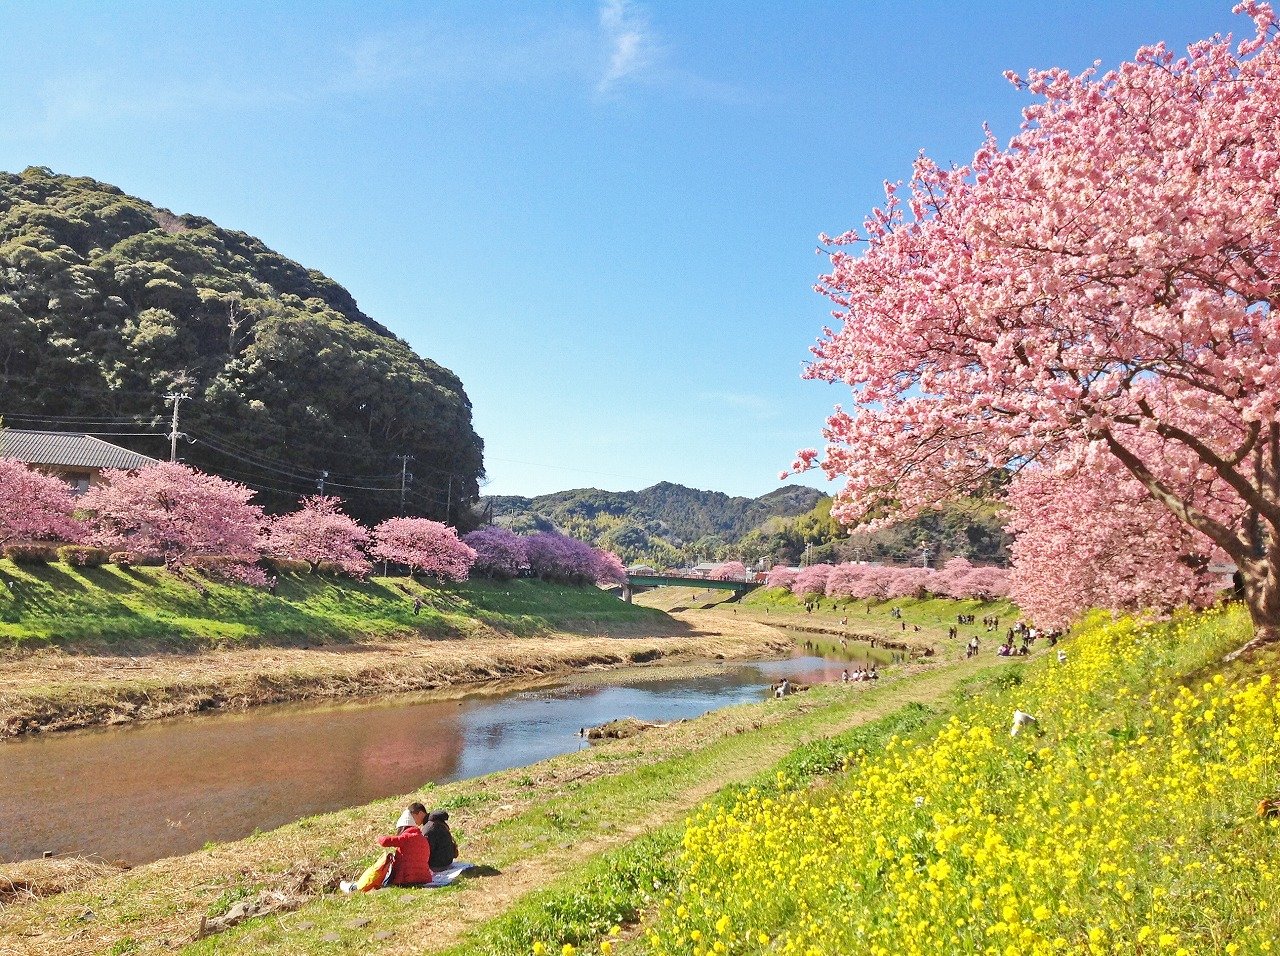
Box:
[0,642,890,866]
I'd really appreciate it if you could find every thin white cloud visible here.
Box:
[596,0,657,95]
[15,5,733,133]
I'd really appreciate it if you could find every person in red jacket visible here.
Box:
[376,825,434,885]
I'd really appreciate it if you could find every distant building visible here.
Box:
[0,429,158,494]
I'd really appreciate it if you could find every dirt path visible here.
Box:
[0,616,790,738]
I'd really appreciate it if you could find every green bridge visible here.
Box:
[621,574,761,603]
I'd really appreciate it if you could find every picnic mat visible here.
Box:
[423,862,474,887]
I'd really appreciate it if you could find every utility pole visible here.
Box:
[445,474,453,524]
[397,455,414,515]
[165,393,189,463]
[316,470,329,495]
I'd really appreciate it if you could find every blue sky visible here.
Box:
[0,1,1242,498]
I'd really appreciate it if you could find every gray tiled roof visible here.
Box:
[0,429,158,471]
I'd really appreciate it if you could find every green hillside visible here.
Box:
[0,166,483,524]
[0,559,662,648]
[485,482,826,565]
[486,481,1009,567]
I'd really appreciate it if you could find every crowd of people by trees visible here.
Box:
[0,458,626,589]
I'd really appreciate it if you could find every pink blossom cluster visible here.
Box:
[370,517,476,582]
[709,561,748,581]
[462,526,529,579]
[768,557,1009,602]
[764,565,798,589]
[264,495,372,578]
[83,461,265,568]
[794,5,1280,644]
[524,531,627,585]
[1006,456,1222,627]
[0,458,83,547]
[0,457,630,590]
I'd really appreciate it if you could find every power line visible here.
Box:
[80,431,169,438]
[0,412,161,425]
[190,430,405,484]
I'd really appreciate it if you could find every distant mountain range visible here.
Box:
[484,481,1011,568]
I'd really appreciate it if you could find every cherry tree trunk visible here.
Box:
[1228,551,1280,660]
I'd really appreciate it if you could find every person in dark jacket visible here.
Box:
[423,809,459,871]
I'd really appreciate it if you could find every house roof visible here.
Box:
[0,429,159,471]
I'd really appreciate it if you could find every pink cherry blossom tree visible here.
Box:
[265,495,371,577]
[791,563,834,598]
[710,561,748,581]
[765,565,798,590]
[793,5,1280,651]
[463,526,529,579]
[825,562,866,599]
[0,459,82,547]
[1007,459,1219,626]
[524,532,600,584]
[934,558,976,600]
[371,518,476,582]
[856,564,893,601]
[884,566,937,600]
[81,462,263,569]
[593,548,628,586]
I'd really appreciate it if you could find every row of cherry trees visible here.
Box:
[789,6,1280,651]
[0,459,625,587]
[766,557,1010,602]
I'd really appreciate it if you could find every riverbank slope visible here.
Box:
[0,564,791,737]
[0,649,1007,955]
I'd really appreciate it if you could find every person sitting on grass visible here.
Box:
[395,801,428,834]
[424,809,460,871]
[376,819,434,885]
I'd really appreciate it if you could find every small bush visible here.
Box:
[57,545,109,567]
[314,561,347,577]
[261,556,310,575]
[3,544,58,564]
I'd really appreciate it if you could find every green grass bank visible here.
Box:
[0,561,667,649]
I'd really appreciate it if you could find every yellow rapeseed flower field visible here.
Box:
[639,606,1279,955]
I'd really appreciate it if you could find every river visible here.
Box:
[0,641,890,867]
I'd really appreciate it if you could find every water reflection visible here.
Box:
[0,644,888,866]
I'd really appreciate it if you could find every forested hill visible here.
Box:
[487,481,1010,568]
[485,482,827,565]
[0,167,483,524]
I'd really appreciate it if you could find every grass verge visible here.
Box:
[0,562,668,649]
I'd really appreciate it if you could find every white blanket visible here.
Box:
[423,862,473,887]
